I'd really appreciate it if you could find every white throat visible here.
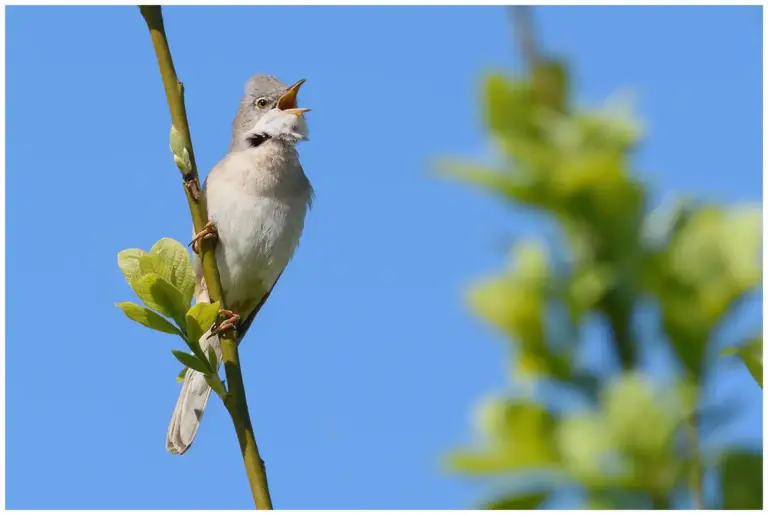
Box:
[248,109,309,142]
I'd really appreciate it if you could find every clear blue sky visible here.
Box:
[6,5,762,510]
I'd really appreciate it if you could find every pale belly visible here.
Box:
[209,190,307,313]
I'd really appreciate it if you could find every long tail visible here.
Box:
[166,287,221,455]
[166,265,282,455]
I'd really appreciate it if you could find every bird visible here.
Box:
[166,74,314,455]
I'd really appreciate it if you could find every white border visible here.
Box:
[1,1,764,513]
[1,0,766,6]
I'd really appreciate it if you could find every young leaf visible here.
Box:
[169,125,186,158]
[150,238,196,308]
[207,347,218,374]
[115,302,182,337]
[185,337,210,370]
[171,349,210,374]
[484,73,536,138]
[205,374,228,399]
[722,337,763,388]
[138,253,169,281]
[185,301,221,343]
[483,492,548,510]
[176,366,188,383]
[602,372,679,458]
[448,401,559,474]
[557,413,615,485]
[130,273,188,331]
[117,248,148,285]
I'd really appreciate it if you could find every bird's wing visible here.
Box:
[235,270,284,341]
[193,246,284,344]
[191,270,281,344]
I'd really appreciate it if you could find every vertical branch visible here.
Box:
[688,410,703,509]
[138,6,273,509]
[509,6,633,368]
[602,291,637,370]
[509,5,541,71]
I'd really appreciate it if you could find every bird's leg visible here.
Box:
[210,308,241,337]
[189,221,218,254]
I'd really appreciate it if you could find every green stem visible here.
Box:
[511,6,635,370]
[603,290,636,370]
[651,494,670,510]
[687,410,703,509]
[139,6,273,509]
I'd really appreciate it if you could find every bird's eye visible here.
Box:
[256,98,269,109]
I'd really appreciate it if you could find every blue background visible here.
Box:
[6,5,762,509]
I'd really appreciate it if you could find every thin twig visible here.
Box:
[688,411,704,509]
[138,6,273,509]
[509,5,541,72]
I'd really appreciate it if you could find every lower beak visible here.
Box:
[277,79,310,115]
[282,107,311,116]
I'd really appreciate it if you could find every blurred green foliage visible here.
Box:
[438,53,762,509]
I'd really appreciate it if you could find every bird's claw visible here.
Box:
[210,309,240,337]
[189,221,218,254]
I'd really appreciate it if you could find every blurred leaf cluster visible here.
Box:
[116,238,225,395]
[439,54,762,509]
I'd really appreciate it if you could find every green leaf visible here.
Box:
[557,413,615,484]
[656,205,762,377]
[206,374,227,399]
[601,372,678,457]
[447,401,559,474]
[469,277,543,364]
[138,254,169,281]
[436,160,551,207]
[115,302,182,337]
[514,241,550,284]
[551,151,624,199]
[206,347,218,374]
[589,89,644,150]
[176,367,188,383]
[185,301,221,344]
[130,273,188,331]
[722,337,762,388]
[447,451,525,475]
[484,492,548,510]
[467,244,565,378]
[171,349,210,374]
[667,206,761,320]
[150,238,196,308]
[585,490,654,510]
[117,248,148,285]
[721,452,762,509]
[484,73,537,138]
[532,59,569,112]
[185,338,209,370]
[568,265,614,317]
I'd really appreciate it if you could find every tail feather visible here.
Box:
[167,260,279,455]
[166,286,221,455]
[166,367,214,454]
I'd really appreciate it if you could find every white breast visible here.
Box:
[204,145,311,312]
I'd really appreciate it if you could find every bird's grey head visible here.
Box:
[230,74,310,152]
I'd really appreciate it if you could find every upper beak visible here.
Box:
[277,79,310,115]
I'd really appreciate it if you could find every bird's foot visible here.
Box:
[189,221,218,254]
[210,309,240,337]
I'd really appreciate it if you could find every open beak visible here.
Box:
[277,79,310,115]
